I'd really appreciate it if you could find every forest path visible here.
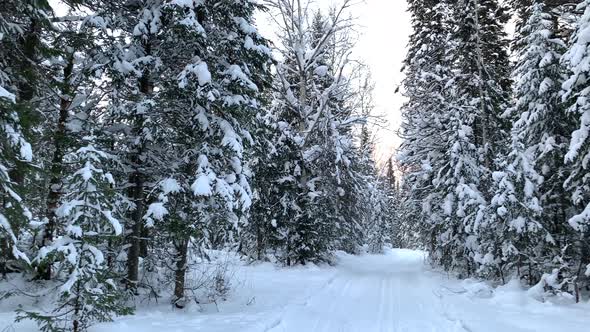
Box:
[263,249,465,332]
[257,249,589,332]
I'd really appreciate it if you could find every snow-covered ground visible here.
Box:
[2,249,589,331]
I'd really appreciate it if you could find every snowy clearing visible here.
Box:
[2,249,589,332]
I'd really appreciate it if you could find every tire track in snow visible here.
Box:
[374,277,387,332]
[319,277,354,332]
[262,272,340,332]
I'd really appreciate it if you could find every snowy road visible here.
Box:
[3,249,589,331]
[262,250,466,332]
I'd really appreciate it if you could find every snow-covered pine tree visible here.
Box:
[352,73,391,253]
[309,27,365,255]
[438,0,511,276]
[561,0,590,296]
[96,0,172,290]
[0,0,48,276]
[122,1,163,290]
[0,88,31,276]
[245,107,282,260]
[392,159,419,249]
[140,0,273,307]
[35,5,114,280]
[483,2,569,284]
[361,128,392,254]
[20,136,131,332]
[400,0,512,276]
[399,0,460,268]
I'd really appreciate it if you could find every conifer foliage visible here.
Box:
[399,0,590,300]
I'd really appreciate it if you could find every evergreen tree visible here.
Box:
[400,0,512,276]
[399,0,459,268]
[484,2,569,284]
[36,7,111,280]
[434,0,511,275]
[263,0,366,264]
[21,138,131,332]
[561,0,590,295]
[139,0,273,307]
[0,0,48,276]
[354,74,392,253]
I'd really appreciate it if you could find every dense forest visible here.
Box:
[2,0,590,331]
[399,0,590,302]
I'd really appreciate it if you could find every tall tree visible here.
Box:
[484,2,570,284]
[0,0,49,276]
[561,0,590,296]
[261,0,368,264]
[138,0,273,307]
[399,0,459,268]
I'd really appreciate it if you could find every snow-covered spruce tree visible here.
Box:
[245,108,281,260]
[561,0,590,296]
[0,87,31,277]
[399,0,459,268]
[139,0,273,307]
[34,5,116,281]
[393,160,420,249]
[0,0,49,276]
[98,0,206,290]
[112,0,167,291]
[362,128,392,254]
[400,0,512,276]
[264,0,365,264]
[19,137,131,332]
[438,0,511,276]
[483,2,569,284]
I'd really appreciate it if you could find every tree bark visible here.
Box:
[39,54,74,280]
[140,221,149,258]
[126,40,152,290]
[126,168,145,291]
[173,237,189,309]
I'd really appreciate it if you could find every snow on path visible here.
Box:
[263,250,464,332]
[2,249,589,331]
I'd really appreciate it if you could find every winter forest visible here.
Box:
[1,0,590,331]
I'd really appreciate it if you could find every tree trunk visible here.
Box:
[140,222,149,258]
[72,275,83,332]
[126,40,152,290]
[173,237,190,309]
[0,238,10,278]
[39,53,74,280]
[256,220,263,260]
[126,170,144,291]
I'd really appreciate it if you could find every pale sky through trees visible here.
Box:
[356,0,410,163]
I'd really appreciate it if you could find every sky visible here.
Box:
[257,0,411,164]
[355,0,411,163]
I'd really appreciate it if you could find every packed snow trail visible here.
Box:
[261,250,465,332]
[2,249,589,331]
